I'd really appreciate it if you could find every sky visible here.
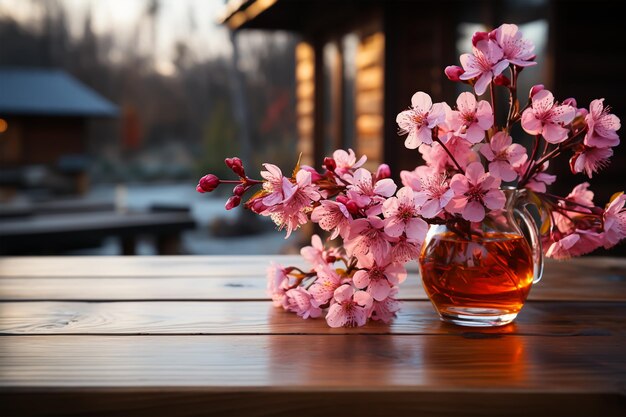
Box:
[0,0,232,75]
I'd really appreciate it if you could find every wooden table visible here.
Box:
[1,256,625,416]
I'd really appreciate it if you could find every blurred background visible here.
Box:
[0,0,624,256]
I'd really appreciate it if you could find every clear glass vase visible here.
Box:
[418,188,543,327]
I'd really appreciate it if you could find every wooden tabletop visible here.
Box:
[1,256,625,416]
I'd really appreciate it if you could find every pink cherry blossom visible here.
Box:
[260,164,293,206]
[311,200,351,239]
[603,193,626,249]
[492,23,536,67]
[545,233,579,259]
[326,285,373,328]
[447,162,506,222]
[516,161,556,193]
[346,168,397,211]
[567,182,595,208]
[584,99,621,148]
[285,287,322,319]
[333,148,367,177]
[308,264,344,305]
[449,92,494,143]
[300,234,340,267]
[546,230,603,259]
[479,131,527,181]
[419,136,479,172]
[353,252,407,301]
[402,167,454,218]
[381,187,428,240]
[265,169,321,238]
[344,216,392,262]
[552,183,596,233]
[396,91,446,149]
[266,262,290,308]
[390,236,421,263]
[370,288,401,323]
[521,89,576,143]
[571,146,613,178]
[459,39,509,95]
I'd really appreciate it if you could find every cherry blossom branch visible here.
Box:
[520,134,541,184]
[505,66,518,131]
[433,136,464,172]
[490,83,497,130]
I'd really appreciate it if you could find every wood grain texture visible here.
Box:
[1,256,624,301]
[1,255,626,416]
[1,335,624,390]
[1,300,625,336]
[0,255,307,277]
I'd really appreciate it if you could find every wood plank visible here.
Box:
[4,255,620,279]
[0,256,307,277]
[3,389,624,417]
[1,258,624,301]
[0,335,623,394]
[1,301,625,336]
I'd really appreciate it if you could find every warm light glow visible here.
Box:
[0,118,8,133]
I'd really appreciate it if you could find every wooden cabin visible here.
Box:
[0,68,118,196]
[219,0,625,202]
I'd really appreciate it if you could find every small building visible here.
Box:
[0,68,118,196]
[219,0,625,200]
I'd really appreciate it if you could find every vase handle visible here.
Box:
[514,206,544,284]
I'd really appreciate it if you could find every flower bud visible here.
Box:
[196,174,220,193]
[301,165,323,182]
[472,31,489,47]
[246,196,268,214]
[444,65,464,82]
[225,157,245,177]
[323,157,337,171]
[562,97,577,108]
[529,84,544,99]
[493,74,510,87]
[336,195,349,205]
[225,195,241,210]
[233,184,246,196]
[376,164,391,179]
[346,200,360,215]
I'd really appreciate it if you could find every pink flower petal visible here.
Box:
[465,124,485,143]
[521,109,542,135]
[449,174,470,194]
[484,189,506,210]
[462,200,486,222]
[384,216,405,238]
[474,72,492,96]
[420,198,442,218]
[368,278,392,301]
[464,162,485,184]
[405,217,428,241]
[542,123,569,144]
[325,304,347,328]
[352,270,370,289]
[375,178,398,197]
[333,284,354,303]
[457,92,476,114]
[354,290,373,308]
[411,91,432,112]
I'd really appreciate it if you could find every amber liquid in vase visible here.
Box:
[420,232,534,319]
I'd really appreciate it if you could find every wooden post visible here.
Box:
[312,39,325,170]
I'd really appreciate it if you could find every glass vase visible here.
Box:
[419,188,543,327]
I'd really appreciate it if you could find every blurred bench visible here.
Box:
[0,210,196,255]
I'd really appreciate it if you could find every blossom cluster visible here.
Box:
[197,23,625,326]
